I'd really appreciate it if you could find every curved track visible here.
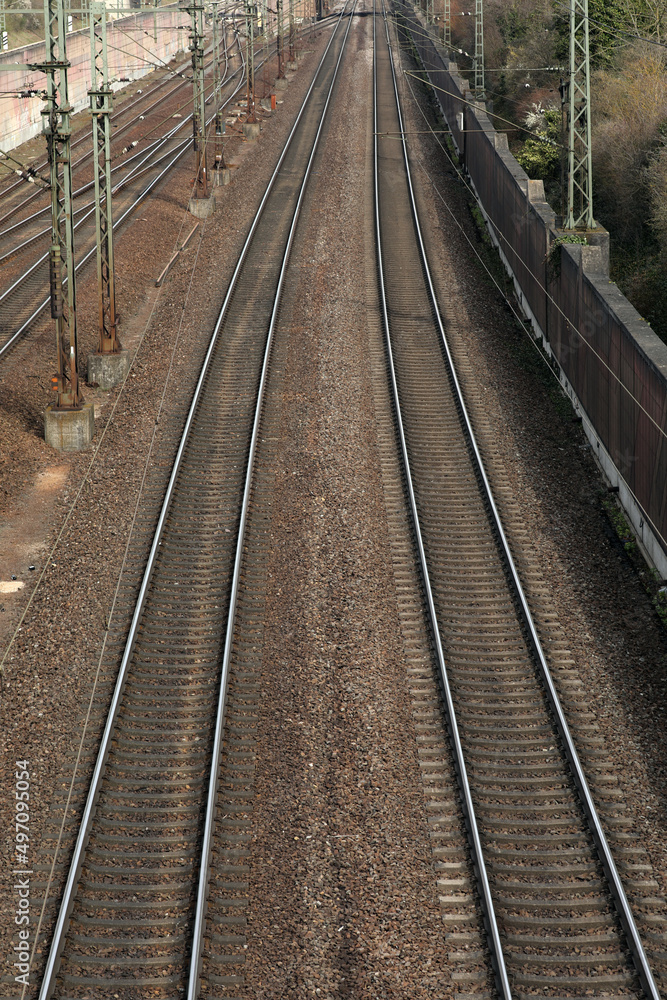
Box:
[32,7,353,999]
[373,3,665,997]
[0,16,238,223]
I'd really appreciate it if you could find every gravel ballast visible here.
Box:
[0,3,665,995]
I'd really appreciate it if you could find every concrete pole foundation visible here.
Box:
[275,76,288,90]
[44,402,95,451]
[213,167,232,186]
[188,195,216,218]
[243,121,261,140]
[87,349,130,389]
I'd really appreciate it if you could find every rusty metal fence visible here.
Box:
[403,4,667,569]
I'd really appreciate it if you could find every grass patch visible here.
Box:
[602,495,636,554]
[602,494,667,629]
[546,234,588,281]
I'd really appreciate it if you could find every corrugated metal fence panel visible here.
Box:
[552,248,667,543]
[405,4,667,552]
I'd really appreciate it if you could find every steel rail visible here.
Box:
[0,118,193,312]
[2,4,311,244]
[0,18,296,360]
[0,134,193,358]
[0,58,237,287]
[0,61,195,222]
[0,128,191,257]
[0,23,261,290]
[381,3,661,998]
[0,130,200,263]
[0,69,235,239]
[187,3,355,994]
[37,9,351,997]
[373,5,512,997]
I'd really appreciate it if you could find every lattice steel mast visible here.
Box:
[276,0,284,78]
[212,1,225,168]
[42,0,81,408]
[443,0,450,48]
[288,0,295,60]
[89,0,119,355]
[260,0,269,95]
[182,0,207,197]
[565,0,595,229]
[1,1,8,51]
[245,0,255,119]
[474,0,484,98]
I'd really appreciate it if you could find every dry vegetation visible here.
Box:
[439,0,667,341]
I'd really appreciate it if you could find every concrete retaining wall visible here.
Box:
[404,3,667,577]
[0,7,187,151]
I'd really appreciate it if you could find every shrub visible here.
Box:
[515,104,562,182]
[592,45,667,248]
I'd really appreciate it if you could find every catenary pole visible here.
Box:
[474,0,484,98]
[276,0,284,76]
[42,0,82,408]
[182,0,208,197]
[212,1,225,167]
[288,0,294,61]
[89,0,120,355]
[246,0,255,118]
[565,0,595,229]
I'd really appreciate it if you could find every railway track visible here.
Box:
[0,1,326,233]
[373,2,666,996]
[23,7,353,999]
[3,2,665,997]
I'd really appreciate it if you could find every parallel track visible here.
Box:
[373,3,665,996]
[0,13,328,361]
[32,7,353,999]
[0,12,239,222]
[0,32,249,359]
[5,6,664,997]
